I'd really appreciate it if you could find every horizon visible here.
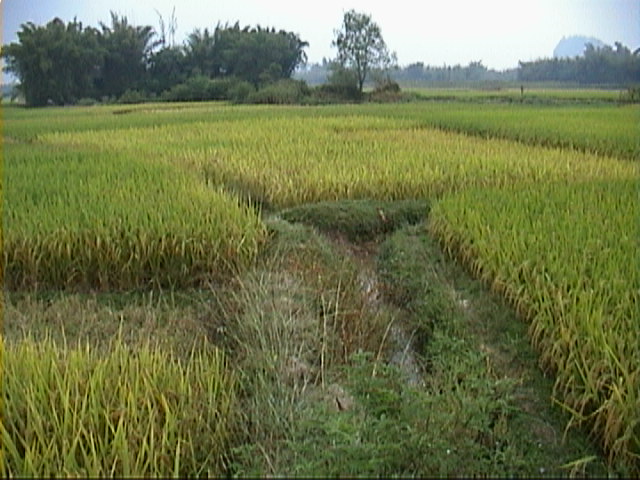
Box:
[2,0,639,73]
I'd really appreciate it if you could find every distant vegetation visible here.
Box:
[2,11,638,107]
[298,44,640,89]
[519,42,640,85]
[1,13,308,106]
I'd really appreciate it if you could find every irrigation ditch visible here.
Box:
[222,198,613,476]
[2,198,616,476]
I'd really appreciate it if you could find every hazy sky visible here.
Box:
[2,0,639,70]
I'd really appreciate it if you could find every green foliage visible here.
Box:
[369,78,404,102]
[118,89,147,104]
[227,80,256,104]
[214,23,309,86]
[619,85,640,103]
[393,60,513,85]
[162,75,219,102]
[319,63,363,101]
[147,46,188,94]
[96,12,159,99]
[247,79,310,104]
[76,97,98,106]
[1,18,103,106]
[2,15,307,106]
[280,199,429,241]
[518,42,640,85]
[228,214,610,477]
[332,10,397,93]
[377,226,456,354]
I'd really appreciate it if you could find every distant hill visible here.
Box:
[553,36,607,59]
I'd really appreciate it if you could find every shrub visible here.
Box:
[76,97,98,106]
[162,76,256,103]
[369,79,404,102]
[206,77,240,100]
[619,85,640,103]
[228,81,256,104]
[162,75,211,102]
[310,66,363,103]
[118,89,147,104]
[247,79,310,104]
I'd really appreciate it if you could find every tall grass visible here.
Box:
[1,335,237,477]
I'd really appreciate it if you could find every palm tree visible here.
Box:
[97,12,159,97]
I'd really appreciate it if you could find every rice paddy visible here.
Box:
[2,96,638,475]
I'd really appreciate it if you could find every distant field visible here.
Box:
[402,86,627,101]
[398,102,639,159]
[2,98,638,473]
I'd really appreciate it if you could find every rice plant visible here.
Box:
[1,335,237,477]
[429,179,640,473]
[3,142,265,290]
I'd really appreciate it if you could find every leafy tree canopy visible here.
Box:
[331,10,396,93]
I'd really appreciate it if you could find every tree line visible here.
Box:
[518,42,640,85]
[1,12,309,106]
[2,10,399,107]
[3,10,638,107]
[299,45,639,89]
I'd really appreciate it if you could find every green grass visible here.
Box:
[229,215,611,477]
[403,86,626,102]
[279,199,429,241]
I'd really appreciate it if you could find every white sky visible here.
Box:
[2,0,639,70]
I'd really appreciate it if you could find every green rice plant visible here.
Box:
[403,87,625,103]
[3,142,265,290]
[428,179,640,474]
[6,100,636,159]
[41,114,637,210]
[9,103,632,291]
[0,334,237,477]
[404,102,639,160]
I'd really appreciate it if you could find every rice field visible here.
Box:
[429,179,639,466]
[4,138,265,290]
[1,335,236,477]
[401,102,639,159]
[2,99,639,474]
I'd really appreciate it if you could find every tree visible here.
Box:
[1,18,103,106]
[96,12,159,98]
[214,23,308,86]
[184,27,219,77]
[148,45,187,95]
[331,10,396,93]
